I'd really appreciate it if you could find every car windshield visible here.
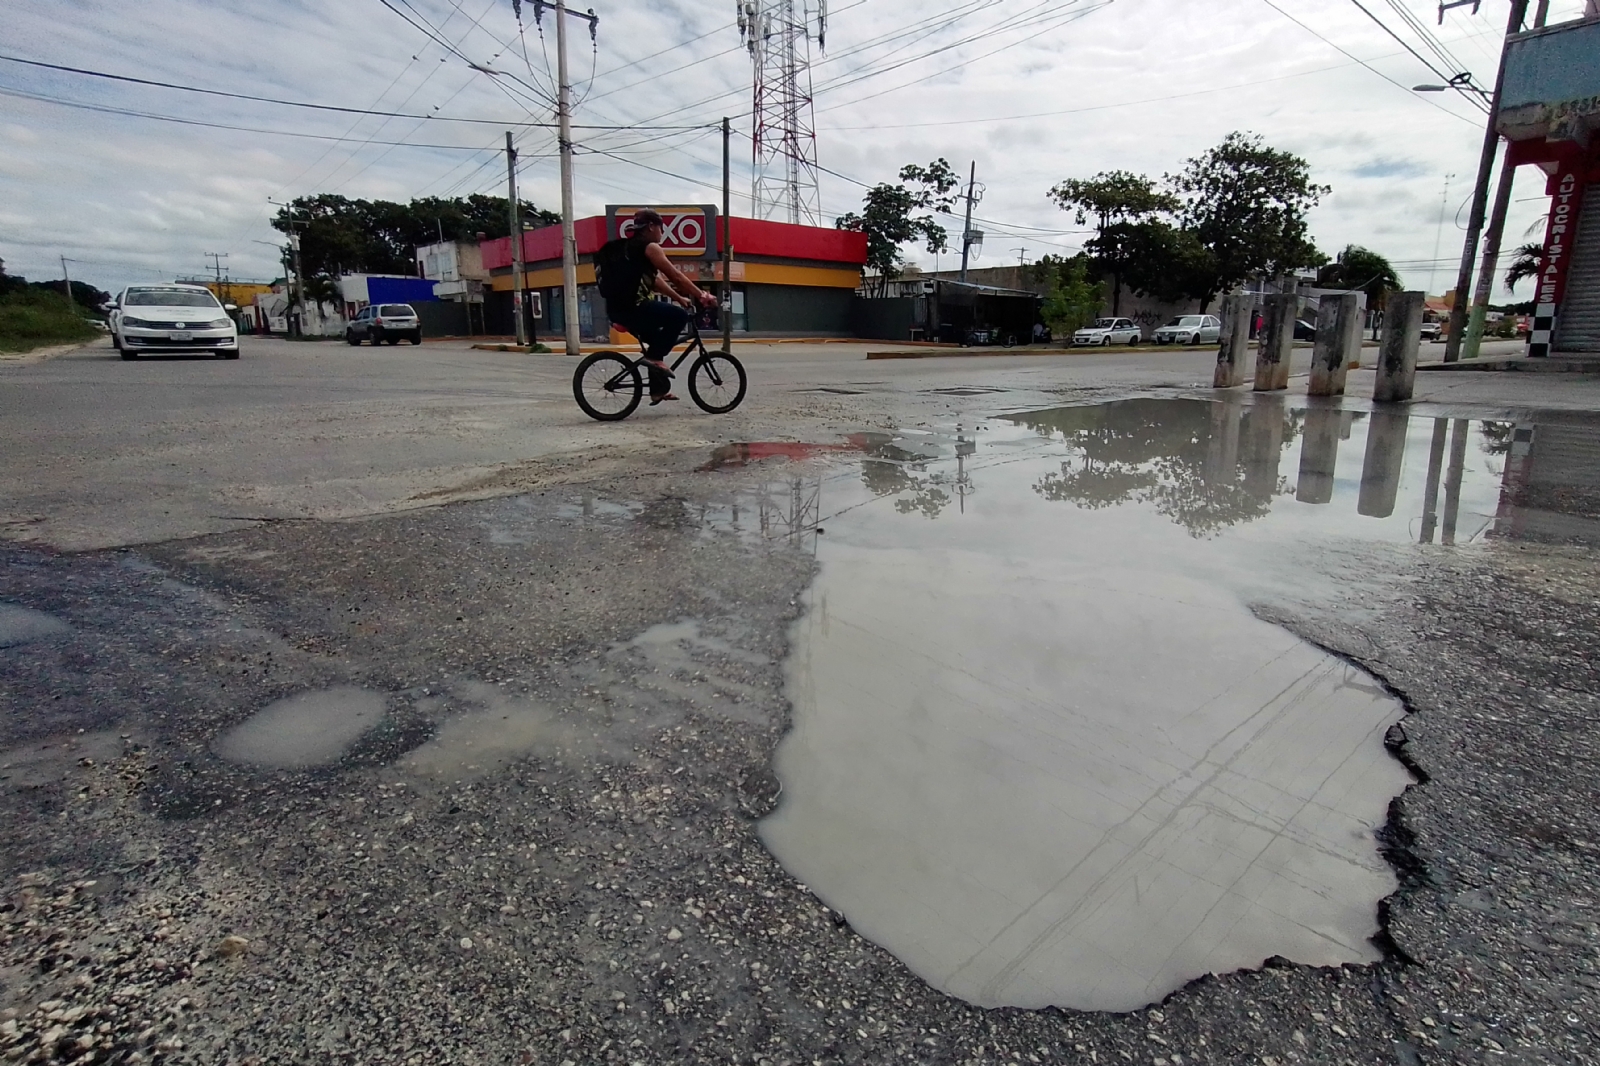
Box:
[126,289,219,307]
[380,305,415,316]
[1163,317,1201,327]
[1092,319,1115,328]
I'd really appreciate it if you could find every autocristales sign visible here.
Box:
[606,205,719,260]
[1537,164,1586,311]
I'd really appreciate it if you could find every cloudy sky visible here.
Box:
[1,0,1586,300]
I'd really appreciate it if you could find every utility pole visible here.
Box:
[959,161,980,283]
[536,0,597,358]
[1442,0,1528,362]
[506,131,527,347]
[205,252,229,305]
[1462,156,1518,361]
[722,116,734,355]
[1014,247,1027,269]
[59,255,75,308]
[268,199,308,336]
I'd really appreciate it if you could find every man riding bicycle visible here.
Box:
[596,209,718,405]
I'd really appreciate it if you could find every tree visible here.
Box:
[1504,243,1543,293]
[1049,171,1178,315]
[1032,254,1104,337]
[271,193,559,305]
[836,159,960,296]
[1316,245,1401,304]
[1167,132,1330,309]
[1117,221,1217,307]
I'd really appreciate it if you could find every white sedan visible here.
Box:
[111,284,239,360]
[1071,317,1141,346]
[1151,314,1221,345]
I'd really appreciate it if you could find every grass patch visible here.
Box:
[0,289,102,354]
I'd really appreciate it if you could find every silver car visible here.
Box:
[111,284,239,360]
[1152,314,1221,345]
[1072,317,1141,346]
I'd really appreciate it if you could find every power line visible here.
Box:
[1253,0,1482,125]
[0,53,707,130]
[1344,0,1489,112]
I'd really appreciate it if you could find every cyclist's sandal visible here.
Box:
[649,392,679,405]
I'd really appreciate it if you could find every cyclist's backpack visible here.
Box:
[595,238,649,307]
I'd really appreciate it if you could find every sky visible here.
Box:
[0,0,1588,301]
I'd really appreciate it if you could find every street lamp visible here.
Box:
[1411,72,1492,99]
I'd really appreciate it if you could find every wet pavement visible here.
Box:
[3,362,1600,1063]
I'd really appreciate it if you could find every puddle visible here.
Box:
[0,730,126,787]
[213,687,387,769]
[0,604,71,648]
[741,397,1582,1012]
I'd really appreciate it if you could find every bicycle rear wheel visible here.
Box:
[573,352,643,421]
[687,351,747,414]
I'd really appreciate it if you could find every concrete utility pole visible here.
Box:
[1442,0,1528,362]
[506,131,527,347]
[722,115,734,355]
[1462,154,1518,361]
[59,255,75,307]
[205,252,229,305]
[959,161,978,283]
[539,0,598,358]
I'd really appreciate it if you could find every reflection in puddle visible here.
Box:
[214,687,386,769]
[736,398,1593,1012]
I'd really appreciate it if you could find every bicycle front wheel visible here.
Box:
[687,351,747,414]
[573,352,643,421]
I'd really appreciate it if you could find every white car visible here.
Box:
[1152,314,1221,345]
[1072,317,1141,346]
[111,284,239,360]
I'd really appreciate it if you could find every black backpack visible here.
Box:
[595,237,650,307]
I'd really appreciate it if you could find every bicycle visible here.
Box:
[572,306,748,422]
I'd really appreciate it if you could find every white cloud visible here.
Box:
[0,0,1586,299]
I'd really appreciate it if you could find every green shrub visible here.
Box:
[0,289,101,352]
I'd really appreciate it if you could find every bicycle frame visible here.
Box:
[603,313,714,388]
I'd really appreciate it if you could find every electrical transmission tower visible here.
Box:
[737,0,826,226]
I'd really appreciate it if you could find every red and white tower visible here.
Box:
[738,0,826,226]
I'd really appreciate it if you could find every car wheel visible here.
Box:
[409,332,422,345]
[346,332,359,346]
[225,350,240,360]
[120,349,137,361]
[385,336,399,346]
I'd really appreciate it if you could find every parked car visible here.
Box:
[1151,314,1221,345]
[110,284,239,360]
[1419,320,1443,341]
[346,304,422,345]
[1293,319,1317,342]
[1072,317,1141,346]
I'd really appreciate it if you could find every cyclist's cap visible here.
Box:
[631,208,665,229]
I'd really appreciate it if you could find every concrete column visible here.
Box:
[1358,409,1410,518]
[1205,401,1243,484]
[1253,292,1295,391]
[1295,404,1341,504]
[1242,395,1286,502]
[1307,293,1362,397]
[1373,291,1425,403]
[1418,418,1449,543]
[1214,293,1252,388]
[1441,418,1470,545]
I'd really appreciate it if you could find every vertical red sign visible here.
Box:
[1538,163,1586,310]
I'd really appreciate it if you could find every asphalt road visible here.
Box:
[2,335,1597,1065]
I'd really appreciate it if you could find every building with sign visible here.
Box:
[1499,12,1600,356]
[478,206,868,340]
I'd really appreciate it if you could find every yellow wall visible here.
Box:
[488,261,859,291]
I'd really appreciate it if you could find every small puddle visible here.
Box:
[733,397,1564,1012]
[0,604,71,649]
[214,687,386,769]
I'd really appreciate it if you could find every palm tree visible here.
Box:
[1504,244,1543,293]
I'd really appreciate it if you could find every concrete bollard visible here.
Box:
[1357,409,1409,517]
[1241,394,1286,500]
[1307,292,1362,397]
[1373,291,1425,403]
[1214,293,1252,388]
[1295,404,1342,504]
[1253,292,1295,391]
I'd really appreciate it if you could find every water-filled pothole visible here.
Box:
[0,604,71,649]
[214,687,387,769]
[734,397,1547,1012]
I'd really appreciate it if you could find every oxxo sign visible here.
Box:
[606,205,719,260]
